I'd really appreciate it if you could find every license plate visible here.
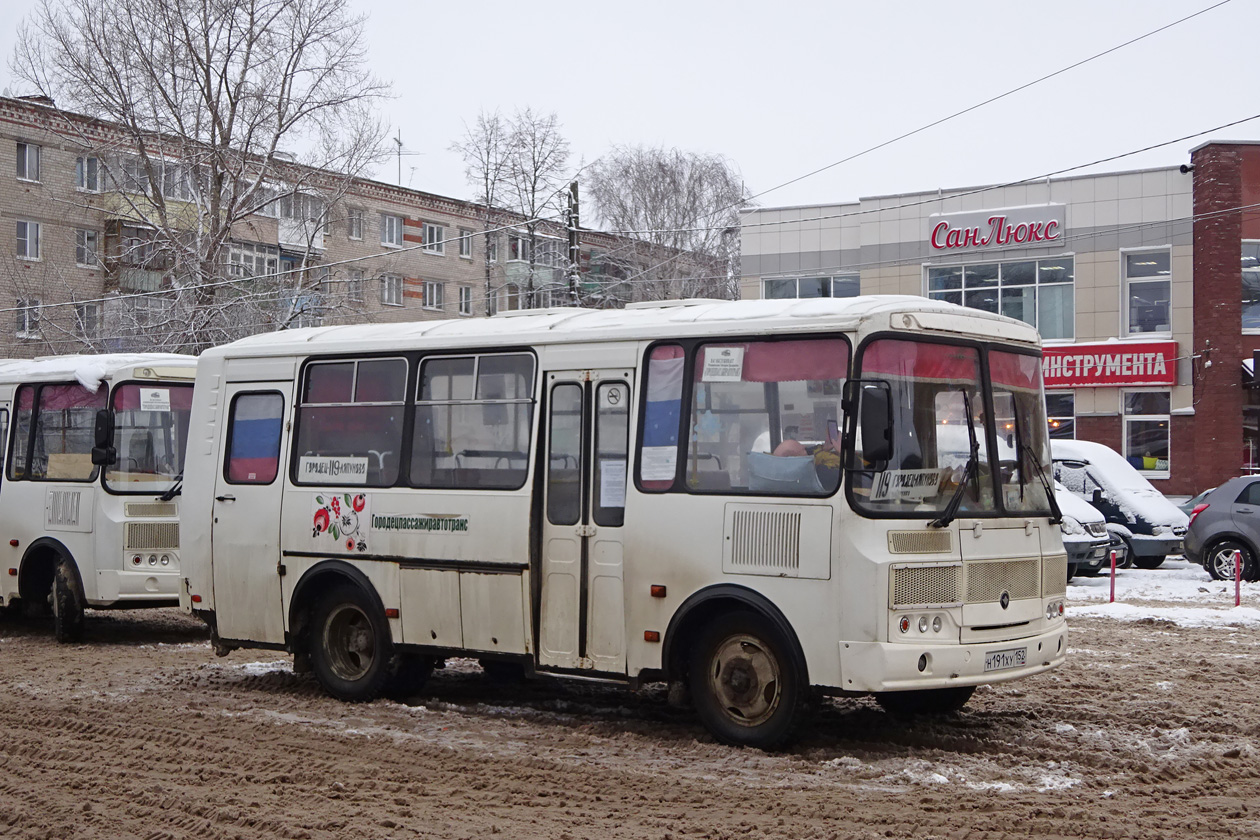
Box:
[984,647,1027,672]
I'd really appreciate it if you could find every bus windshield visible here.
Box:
[104,383,194,494]
[851,339,1051,517]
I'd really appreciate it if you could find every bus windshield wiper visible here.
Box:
[931,390,979,529]
[158,474,183,502]
[1005,403,1062,524]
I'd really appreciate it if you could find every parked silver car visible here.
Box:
[1184,476,1260,581]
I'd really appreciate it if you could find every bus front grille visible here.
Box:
[965,558,1040,603]
[125,522,180,550]
[887,530,952,554]
[891,564,962,607]
[1042,553,1068,596]
[125,502,178,518]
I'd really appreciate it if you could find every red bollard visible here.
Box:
[1236,549,1243,608]
[1109,549,1117,604]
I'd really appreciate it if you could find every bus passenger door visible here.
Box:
[539,370,633,673]
[211,383,291,645]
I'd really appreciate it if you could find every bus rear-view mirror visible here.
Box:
[859,382,893,464]
[91,408,117,466]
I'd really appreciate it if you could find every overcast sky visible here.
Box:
[3,0,1256,214]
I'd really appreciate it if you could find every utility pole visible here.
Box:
[566,180,581,306]
[394,130,402,185]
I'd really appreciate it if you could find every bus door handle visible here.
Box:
[215,494,236,503]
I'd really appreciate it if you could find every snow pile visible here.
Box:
[1067,558,1259,627]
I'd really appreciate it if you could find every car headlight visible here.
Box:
[1153,524,1173,536]
[1060,516,1084,536]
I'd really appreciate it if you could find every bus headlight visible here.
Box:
[148,554,158,566]
[917,616,929,633]
[932,615,942,633]
[160,554,171,566]
[1046,600,1064,621]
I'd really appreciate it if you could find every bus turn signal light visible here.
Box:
[644,630,660,642]
[650,585,666,598]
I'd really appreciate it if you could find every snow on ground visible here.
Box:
[1067,556,1260,626]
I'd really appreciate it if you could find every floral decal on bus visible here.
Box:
[312,493,369,552]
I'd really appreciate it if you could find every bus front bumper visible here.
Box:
[838,624,1067,693]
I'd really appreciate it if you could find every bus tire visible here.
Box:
[52,560,84,644]
[688,609,802,749]
[387,653,433,700]
[875,686,975,716]
[309,583,394,702]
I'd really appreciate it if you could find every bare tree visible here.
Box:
[450,110,513,316]
[11,0,390,352]
[505,108,570,308]
[586,145,749,301]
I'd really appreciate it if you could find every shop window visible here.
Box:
[1046,391,1075,439]
[226,392,284,484]
[1123,251,1171,335]
[411,353,535,490]
[1243,241,1260,330]
[8,383,107,481]
[927,256,1074,340]
[762,274,860,300]
[1123,390,1170,476]
[294,358,407,486]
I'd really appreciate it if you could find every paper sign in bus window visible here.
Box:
[701,346,745,382]
[870,468,946,501]
[139,388,170,412]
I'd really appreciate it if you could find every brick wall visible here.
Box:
[1189,144,1245,494]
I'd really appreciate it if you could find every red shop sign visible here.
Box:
[1041,341,1177,388]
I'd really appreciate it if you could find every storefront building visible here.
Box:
[740,142,1260,495]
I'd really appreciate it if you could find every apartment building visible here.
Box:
[0,95,634,358]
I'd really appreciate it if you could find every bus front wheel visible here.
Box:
[688,610,802,749]
[52,560,84,644]
[309,584,393,702]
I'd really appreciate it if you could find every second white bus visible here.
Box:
[180,297,1067,747]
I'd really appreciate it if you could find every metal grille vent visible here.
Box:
[1042,553,1068,597]
[888,530,953,554]
[126,522,180,550]
[729,509,801,570]
[891,564,962,607]
[47,491,82,527]
[125,502,178,518]
[966,558,1040,603]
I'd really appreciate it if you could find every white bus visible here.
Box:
[0,354,197,641]
[180,297,1067,747]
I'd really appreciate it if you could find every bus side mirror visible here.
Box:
[859,382,893,464]
[91,408,116,466]
[1092,488,1103,507]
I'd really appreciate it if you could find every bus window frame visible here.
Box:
[844,331,1051,520]
[101,378,195,496]
[224,390,288,487]
[6,381,108,484]
[633,332,852,498]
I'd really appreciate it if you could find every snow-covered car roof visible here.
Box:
[1054,480,1105,525]
[1052,439,1188,527]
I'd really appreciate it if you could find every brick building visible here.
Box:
[740,143,1260,495]
[1,95,640,358]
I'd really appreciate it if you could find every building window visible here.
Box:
[381,274,402,306]
[459,228,473,259]
[347,208,364,240]
[1243,241,1260,330]
[161,162,192,201]
[75,302,99,339]
[347,269,365,304]
[508,234,530,261]
[75,229,99,267]
[16,298,41,338]
[458,285,472,315]
[1046,391,1075,439]
[1123,250,1171,336]
[381,214,403,247]
[16,142,40,182]
[16,221,40,260]
[762,274,861,300]
[284,293,322,329]
[1123,390,1170,476]
[422,222,444,255]
[423,280,444,310]
[76,156,100,192]
[127,295,173,328]
[927,256,1074,340]
[229,242,278,278]
[487,236,498,263]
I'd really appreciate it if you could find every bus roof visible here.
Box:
[203,296,1042,360]
[0,353,197,390]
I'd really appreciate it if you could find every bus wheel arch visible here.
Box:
[287,561,396,702]
[18,538,80,620]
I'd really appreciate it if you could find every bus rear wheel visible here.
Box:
[875,686,975,716]
[688,610,802,749]
[52,560,84,644]
[309,584,393,702]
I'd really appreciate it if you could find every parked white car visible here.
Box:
[1055,480,1109,580]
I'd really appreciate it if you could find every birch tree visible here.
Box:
[11,0,389,352]
[506,108,570,308]
[587,145,749,301]
[450,110,513,316]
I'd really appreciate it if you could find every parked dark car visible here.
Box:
[1184,476,1260,581]
[1051,440,1189,569]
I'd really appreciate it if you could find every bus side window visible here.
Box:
[639,344,684,491]
[226,392,284,484]
[293,358,407,486]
